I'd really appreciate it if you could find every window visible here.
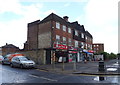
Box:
[86,36,87,40]
[63,25,66,32]
[63,37,66,45]
[86,44,87,49]
[56,35,60,43]
[75,40,78,47]
[68,38,72,46]
[81,33,84,38]
[68,27,71,33]
[81,42,84,48]
[56,22,60,29]
[75,30,78,36]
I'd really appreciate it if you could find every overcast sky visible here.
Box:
[0,0,118,53]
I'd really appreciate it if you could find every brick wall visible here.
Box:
[38,21,52,49]
[19,50,46,64]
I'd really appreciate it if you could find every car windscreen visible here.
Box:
[19,57,30,61]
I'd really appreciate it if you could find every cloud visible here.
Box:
[64,3,70,7]
[82,0,118,53]
[0,0,44,48]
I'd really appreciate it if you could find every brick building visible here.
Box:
[1,43,20,56]
[24,13,94,64]
[92,43,104,54]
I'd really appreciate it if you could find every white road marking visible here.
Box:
[29,74,57,82]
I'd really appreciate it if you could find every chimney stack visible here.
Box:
[63,16,69,22]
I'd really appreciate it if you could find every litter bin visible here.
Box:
[98,61,105,72]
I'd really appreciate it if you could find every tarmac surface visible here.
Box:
[36,59,120,76]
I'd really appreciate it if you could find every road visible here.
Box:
[0,59,120,85]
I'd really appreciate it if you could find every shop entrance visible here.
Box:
[55,51,68,63]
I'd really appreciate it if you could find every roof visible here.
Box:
[85,31,93,38]
[2,44,19,49]
[71,22,86,33]
[39,13,74,28]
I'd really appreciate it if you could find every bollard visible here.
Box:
[98,61,105,72]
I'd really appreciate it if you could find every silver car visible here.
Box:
[10,56,35,68]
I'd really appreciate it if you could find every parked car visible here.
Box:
[2,53,24,65]
[0,55,4,63]
[10,56,35,68]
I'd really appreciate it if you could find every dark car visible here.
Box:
[10,56,35,68]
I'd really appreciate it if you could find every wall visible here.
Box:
[19,50,46,65]
[38,21,52,49]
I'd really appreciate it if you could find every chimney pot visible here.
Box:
[63,16,69,22]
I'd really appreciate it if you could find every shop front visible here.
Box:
[83,49,94,61]
[68,46,78,63]
[53,44,68,63]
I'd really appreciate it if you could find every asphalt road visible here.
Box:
[0,60,120,85]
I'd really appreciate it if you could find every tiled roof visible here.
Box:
[39,13,74,28]
[2,44,19,49]
[85,31,93,38]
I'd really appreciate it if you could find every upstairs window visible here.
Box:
[75,40,78,47]
[68,27,71,33]
[63,37,66,45]
[63,25,66,32]
[81,33,84,38]
[56,35,60,43]
[75,30,78,36]
[68,38,72,46]
[56,22,60,29]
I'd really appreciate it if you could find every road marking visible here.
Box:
[40,77,57,82]
[29,74,39,78]
[36,69,48,72]
[29,74,57,82]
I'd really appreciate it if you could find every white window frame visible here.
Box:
[75,40,78,47]
[75,30,78,36]
[63,25,66,32]
[63,37,66,45]
[56,35,60,43]
[81,33,84,38]
[56,22,60,29]
[68,27,71,33]
[68,38,72,46]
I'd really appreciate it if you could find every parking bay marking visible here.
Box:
[29,74,58,82]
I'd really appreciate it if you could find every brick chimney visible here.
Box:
[63,16,69,22]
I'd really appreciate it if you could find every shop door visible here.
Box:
[46,50,51,64]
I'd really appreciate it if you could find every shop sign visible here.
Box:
[54,44,67,50]
[69,51,77,53]
[68,46,77,51]
[88,50,94,53]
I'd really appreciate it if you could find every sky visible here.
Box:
[0,0,119,53]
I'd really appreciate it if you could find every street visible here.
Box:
[0,59,120,85]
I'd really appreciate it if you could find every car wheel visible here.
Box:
[10,63,14,68]
[20,64,24,69]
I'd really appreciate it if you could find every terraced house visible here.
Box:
[24,13,94,64]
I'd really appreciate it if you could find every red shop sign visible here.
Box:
[88,50,94,53]
[54,44,68,50]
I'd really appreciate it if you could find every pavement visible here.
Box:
[36,60,120,76]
